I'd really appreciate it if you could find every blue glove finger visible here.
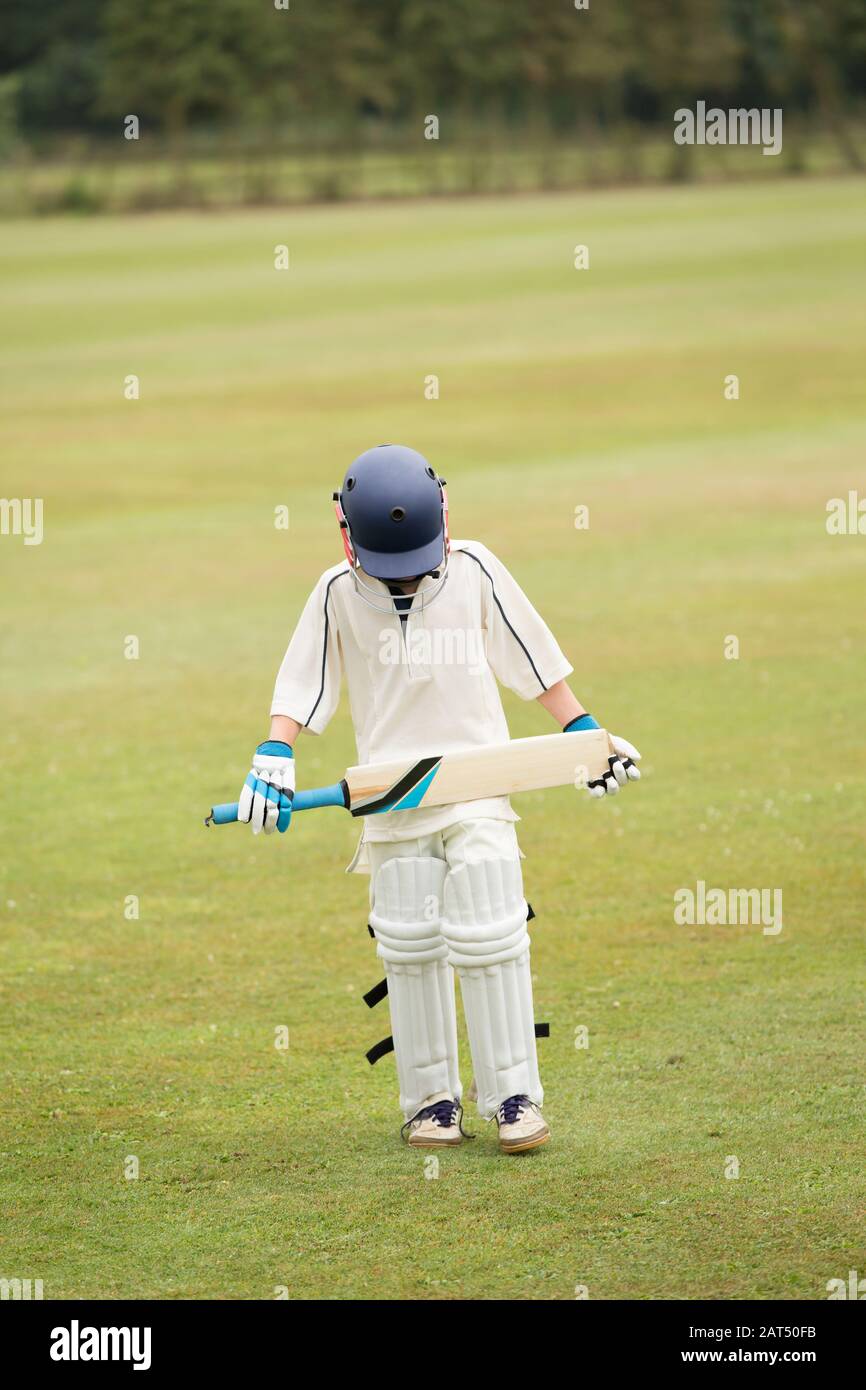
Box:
[263,781,283,834]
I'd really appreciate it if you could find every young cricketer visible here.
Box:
[237,445,640,1152]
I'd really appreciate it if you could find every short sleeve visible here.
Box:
[270,570,346,734]
[462,544,573,700]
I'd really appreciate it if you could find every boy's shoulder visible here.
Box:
[313,558,352,589]
[451,538,492,559]
[450,539,500,569]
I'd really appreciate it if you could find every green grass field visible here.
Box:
[1,177,864,1300]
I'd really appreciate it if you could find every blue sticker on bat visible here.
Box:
[389,762,441,811]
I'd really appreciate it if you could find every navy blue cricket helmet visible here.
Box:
[335,444,448,580]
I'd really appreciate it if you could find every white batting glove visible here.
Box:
[564,717,641,798]
[237,741,295,834]
[588,733,641,798]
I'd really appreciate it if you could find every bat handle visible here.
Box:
[205,781,348,826]
[294,782,349,812]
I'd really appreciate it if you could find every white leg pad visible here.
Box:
[442,857,542,1120]
[370,856,460,1119]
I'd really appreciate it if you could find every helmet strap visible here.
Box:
[333,492,356,567]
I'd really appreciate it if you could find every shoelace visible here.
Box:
[497,1094,530,1126]
[401,1098,474,1142]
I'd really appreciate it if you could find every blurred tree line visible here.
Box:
[0,0,863,211]
[2,0,864,145]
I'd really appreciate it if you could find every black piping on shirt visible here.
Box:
[305,570,350,726]
[458,549,548,692]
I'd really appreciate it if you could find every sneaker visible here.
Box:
[496,1094,550,1153]
[401,1093,468,1148]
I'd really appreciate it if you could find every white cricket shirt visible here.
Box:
[270,541,573,850]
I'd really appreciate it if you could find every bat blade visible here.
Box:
[344,729,613,816]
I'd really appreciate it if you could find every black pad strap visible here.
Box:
[367,922,376,938]
[366,1035,394,1065]
[527,902,535,921]
[363,977,388,1009]
[534,1022,550,1038]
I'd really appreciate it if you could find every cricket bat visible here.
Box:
[206,728,615,825]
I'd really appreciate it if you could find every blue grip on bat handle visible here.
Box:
[208,802,244,825]
[295,783,348,811]
[206,782,347,825]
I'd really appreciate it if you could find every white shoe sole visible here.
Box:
[407,1133,463,1148]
